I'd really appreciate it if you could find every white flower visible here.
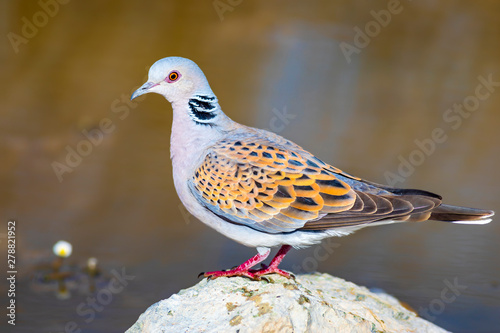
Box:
[87,257,98,270]
[56,288,71,300]
[53,240,73,258]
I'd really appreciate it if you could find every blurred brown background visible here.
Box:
[1,1,499,332]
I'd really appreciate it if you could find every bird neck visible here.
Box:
[169,95,235,173]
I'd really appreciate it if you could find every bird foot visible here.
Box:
[200,268,261,280]
[199,267,294,281]
[251,267,295,280]
[199,245,294,281]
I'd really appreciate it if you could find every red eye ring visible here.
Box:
[166,70,181,83]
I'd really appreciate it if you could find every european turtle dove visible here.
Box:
[131,57,494,280]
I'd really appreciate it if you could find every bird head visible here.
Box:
[131,57,214,103]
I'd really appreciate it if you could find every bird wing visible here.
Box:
[189,135,440,234]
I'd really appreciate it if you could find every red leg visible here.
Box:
[252,245,293,279]
[202,248,271,280]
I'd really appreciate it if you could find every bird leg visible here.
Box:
[201,248,271,280]
[251,245,293,279]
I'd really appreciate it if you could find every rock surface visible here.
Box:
[126,273,448,333]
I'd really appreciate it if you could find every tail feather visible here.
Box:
[430,204,494,224]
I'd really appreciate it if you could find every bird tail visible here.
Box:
[430,204,494,224]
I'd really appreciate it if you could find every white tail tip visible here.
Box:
[452,218,493,225]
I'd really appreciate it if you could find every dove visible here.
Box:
[131,57,494,280]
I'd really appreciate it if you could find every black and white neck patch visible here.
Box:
[188,95,217,125]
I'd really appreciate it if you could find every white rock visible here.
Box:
[126,273,449,333]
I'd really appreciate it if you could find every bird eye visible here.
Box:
[167,71,181,83]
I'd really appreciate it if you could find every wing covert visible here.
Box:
[190,137,357,233]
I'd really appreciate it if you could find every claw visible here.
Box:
[198,272,206,279]
[261,276,271,283]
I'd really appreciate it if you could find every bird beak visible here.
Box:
[131,81,158,101]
